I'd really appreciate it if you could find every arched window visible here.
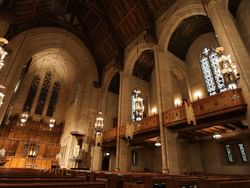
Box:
[35,71,53,114]
[46,81,60,117]
[131,89,144,121]
[200,47,227,96]
[23,75,40,112]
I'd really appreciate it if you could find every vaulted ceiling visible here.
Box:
[0,0,242,85]
[0,0,176,84]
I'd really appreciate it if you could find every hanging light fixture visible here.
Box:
[49,118,56,128]
[154,139,161,147]
[212,132,222,140]
[216,47,240,89]
[95,111,104,135]
[200,0,240,90]
[0,85,5,107]
[20,111,29,126]
[133,89,144,121]
[0,37,8,70]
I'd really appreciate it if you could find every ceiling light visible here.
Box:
[212,132,222,140]
[155,140,161,147]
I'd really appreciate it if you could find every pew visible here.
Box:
[0,182,106,188]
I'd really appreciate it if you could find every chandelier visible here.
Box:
[95,111,104,135]
[132,89,144,121]
[216,47,240,89]
[0,85,5,107]
[0,37,8,70]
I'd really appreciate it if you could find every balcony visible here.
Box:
[102,127,117,143]
[163,89,247,129]
[102,115,160,143]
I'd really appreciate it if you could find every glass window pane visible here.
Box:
[225,144,234,163]
[238,143,248,162]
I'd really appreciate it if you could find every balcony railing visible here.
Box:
[102,115,160,142]
[102,127,117,142]
[163,89,247,128]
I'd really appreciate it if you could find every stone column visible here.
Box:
[91,144,102,171]
[208,0,250,90]
[154,47,180,174]
[207,0,250,127]
[115,71,130,171]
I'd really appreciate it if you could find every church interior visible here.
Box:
[0,0,250,187]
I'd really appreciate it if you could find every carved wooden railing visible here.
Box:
[131,114,160,135]
[118,115,160,137]
[163,89,247,128]
[102,127,117,142]
[102,115,160,142]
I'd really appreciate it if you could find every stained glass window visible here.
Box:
[23,75,40,112]
[131,89,144,121]
[238,143,248,162]
[200,47,227,96]
[46,81,60,117]
[35,71,53,114]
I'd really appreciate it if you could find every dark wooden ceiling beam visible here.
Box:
[97,0,125,67]
[138,0,157,42]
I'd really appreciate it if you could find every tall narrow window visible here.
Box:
[225,144,234,163]
[35,71,53,114]
[238,143,248,162]
[47,81,60,117]
[200,47,227,96]
[23,75,40,112]
[131,89,144,121]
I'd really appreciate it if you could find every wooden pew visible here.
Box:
[199,179,250,188]
[0,182,106,188]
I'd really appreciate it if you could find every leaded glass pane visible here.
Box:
[225,144,234,163]
[200,47,227,95]
[238,143,248,162]
[47,81,60,117]
[35,71,53,114]
[23,75,40,112]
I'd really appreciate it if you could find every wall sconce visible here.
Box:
[174,98,182,107]
[20,111,29,126]
[104,152,110,157]
[49,118,56,128]
[193,91,202,100]
[151,107,157,115]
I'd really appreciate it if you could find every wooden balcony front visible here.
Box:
[102,127,117,143]
[163,89,247,128]
[119,114,160,137]
[102,115,160,143]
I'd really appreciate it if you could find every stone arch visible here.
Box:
[0,27,98,124]
[158,4,207,52]
[101,65,121,116]
[124,38,155,76]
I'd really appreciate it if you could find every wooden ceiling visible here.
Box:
[178,121,248,140]
[0,0,176,84]
[168,15,214,61]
